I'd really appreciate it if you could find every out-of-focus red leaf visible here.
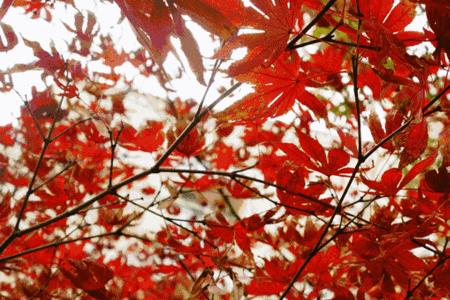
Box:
[303,47,346,89]
[22,39,65,74]
[369,110,404,151]
[399,121,428,168]
[242,209,277,231]
[0,23,18,51]
[396,31,427,47]
[382,1,416,32]
[432,260,450,292]
[425,0,450,57]
[363,168,402,195]
[170,5,205,84]
[326,149,350,174]
[155,264,182,274]
[368,111,393,151]
[424,167,450,193]
[0,192,11,220]
[183,175,221,192]
[400,151,437,188]
[0,0,13,21]
[119,122,164,153]
[276,165,328,215]
[246,279,286,296]
[142,186,156,195]
[207,222,233,243]
[226,180,254,199]
[0,124,14,146]
[234,223,251,252]
[174,0,237,39]
[212,142,235,170]
[380,169,403,191]
[297,130,326,166]
[338,130,358,157]
[115,0,216,84]
[28,87,65,120]
[396,250,427,271]
[60,259,114,298]
[96,36,127,68]
[168,121,204,156]
[115,0,171,65]
[63,11,99,56]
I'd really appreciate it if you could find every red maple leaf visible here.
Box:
[215,52,327,123]
[216,0,304,76]
[60,259,115,299]
[357,0,425,84]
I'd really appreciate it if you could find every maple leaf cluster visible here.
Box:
[0,0,449,299]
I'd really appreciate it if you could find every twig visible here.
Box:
[279,161,361,299]
[12,76,71,234]
[116,194,218,249]
[30,161,76,193]
[50,117,92,142]
[156,167,333,209]
[405,255,449,299]
[422,85,449,113]
[287,0,338,49]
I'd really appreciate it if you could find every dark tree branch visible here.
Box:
[287,0,338,49]
[156,167,333,209]
[405,253,449,299]
[12,75,72,235]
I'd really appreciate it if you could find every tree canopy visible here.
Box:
[0,0,449,299]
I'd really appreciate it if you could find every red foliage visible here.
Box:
[0,0,448,299]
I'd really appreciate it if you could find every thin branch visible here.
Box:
[279,161,361,299]
[352,55,363,159]
[422,84,449,113]
[0,232,115,264]
[281,5,366,294]
[353,0,363,159]
[287,0,338,49]
[194,59,222,118]
[326,39,380,51]
[30,161,76,193]
[18,94,45,139]
[13,77,71,233]
[116,194,219,249]
[233,179,327,223]
[156,167,333,209]
[362,118,412,161]
[108,125,123,188]
[219,188,241,221]
[310,199,375,252]
[405,254,449,299]
[193,156,241,221]
[292,36,380,51]
[50,117,92,142]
